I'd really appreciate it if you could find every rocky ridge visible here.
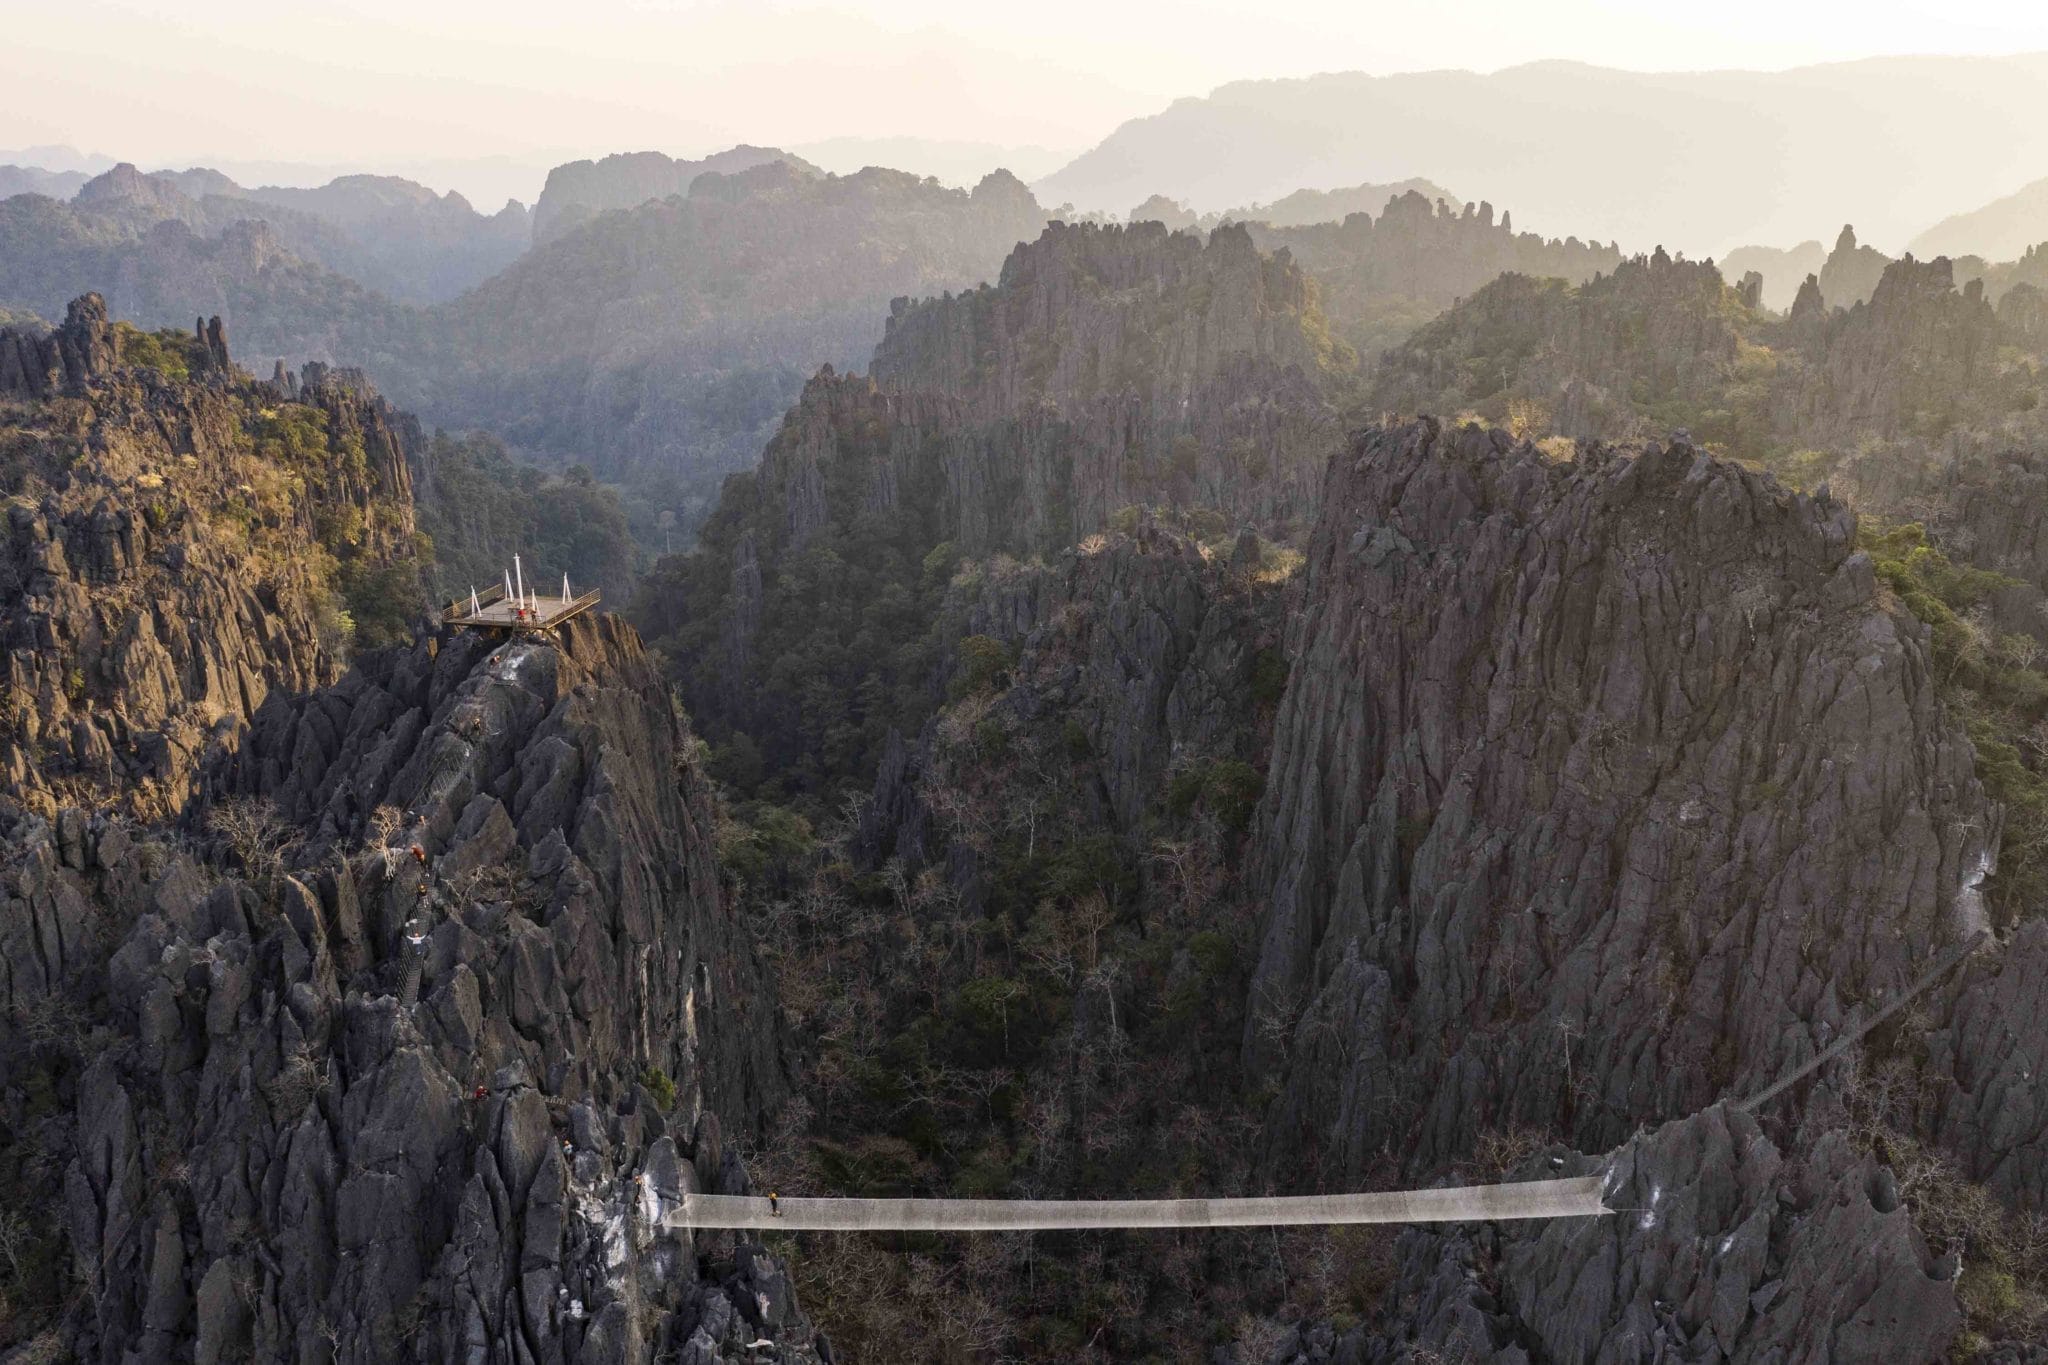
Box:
[865,218,1347,547]
[1246,189,1625,357]
[425,162,1049,489]
[1372,248,1753,441]
[0,309,822,1362]
[1250,420,1994,1176]
[1782,254,2007,442]
[0,158,1050,511]
[55,162,530,304]
[0,296,418,821]
[6,620,819,1362]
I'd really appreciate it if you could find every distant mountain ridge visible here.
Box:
[0,164,88,201]
[1038,55,2048,255]
[1230,176,1454,227]
[431,162,1049,489]
[1912,173,2048,262]
[529,145,817,243]
[1125,177,1457,231]
[4,161,529,303]
[0,156,1051,507]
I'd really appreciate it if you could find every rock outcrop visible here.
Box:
[1284,1105,1961,1364]
[0,297,418,821]
[1246,189,1623,355]
[0,284,822,1360]
[3,618,817,1363]
[872,220,1344,544]
[0,290,117,396]
[1372,250,1751,441]
[1784,255,2003,441]
[1248,420,1994,1177]
[806,218,1351,548]
[1814,223,1892,310]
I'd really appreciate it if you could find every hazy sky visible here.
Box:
[9,0,2048,200]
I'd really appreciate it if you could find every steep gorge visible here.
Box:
[725,417,2048,1357]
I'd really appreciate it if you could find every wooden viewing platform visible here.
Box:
[444,582,603,634]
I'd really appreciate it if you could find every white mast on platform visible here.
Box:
[514,554,525,606]
[563,573,571,602]
[470,586,480,615]
[504,570,513,603]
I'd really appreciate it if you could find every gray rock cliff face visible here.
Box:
[0,291,118,396]
[1784,255,2002,442]
[871,220,1343,546]
[1298,1105,1961,1365]
[1926,918,2048,1213]
[0,323,820,1361]
[1248,421,1994,1178]
[4,618,819,1364]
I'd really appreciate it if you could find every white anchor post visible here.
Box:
[470,587,480,616]
[563,573,571,602]
[514,554,525,606]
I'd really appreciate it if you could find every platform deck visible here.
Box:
[444,584,601,633]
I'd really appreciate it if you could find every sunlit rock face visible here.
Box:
[0,297,415,823]
[0,302,821,1361]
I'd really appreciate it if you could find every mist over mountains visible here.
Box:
[1037,55,2048,254]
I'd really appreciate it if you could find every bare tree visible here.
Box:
[1147,839,1222,930]
[0,1208,36,1286]
[367,803,402,848]
[210,797,295,893]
